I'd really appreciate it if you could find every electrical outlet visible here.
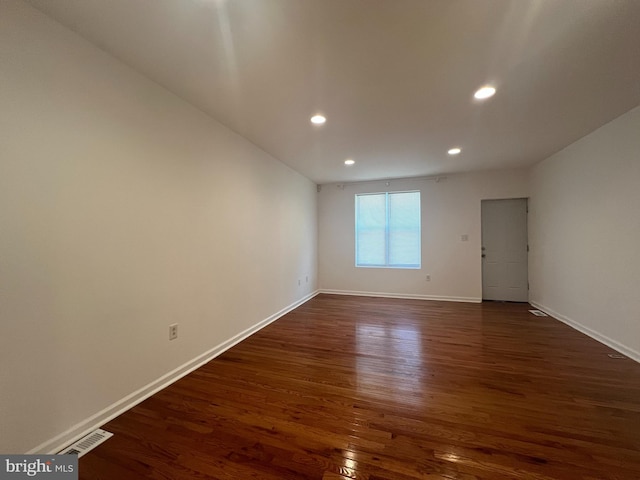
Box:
[169,323,178,341]
[306,276,309,283]
[461,234,469,242]
[425,274,431,281]
[298,279,301,286]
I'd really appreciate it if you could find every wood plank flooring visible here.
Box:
[79,294,640,479]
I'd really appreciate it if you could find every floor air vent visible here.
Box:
[58,428,113,457]
[608,353,627,359]
[529,309,548,317]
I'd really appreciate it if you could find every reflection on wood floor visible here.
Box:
[80,294,640,479]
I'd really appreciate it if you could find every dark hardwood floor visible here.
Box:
[80,294,640,479]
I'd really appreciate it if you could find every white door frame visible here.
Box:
[481,198,529,302]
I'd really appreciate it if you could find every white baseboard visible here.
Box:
[29,290,320,455]
[529,301,640,364]
[319,289,481,303]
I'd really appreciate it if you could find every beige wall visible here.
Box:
[0,0,317,454]
[529,105,640,361]
[318,170,529,301]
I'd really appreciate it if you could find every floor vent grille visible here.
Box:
[58,428,113,457]
[529,309,548,317]
[608,353,627,359]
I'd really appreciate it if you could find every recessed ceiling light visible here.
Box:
[344,159,355,166]
[310,114,326,125]
[448,147,462,155]
[474,85,496,100]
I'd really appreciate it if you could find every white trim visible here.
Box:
[530,301,640,364]
[319,289,481,303]
[28,290,320,455]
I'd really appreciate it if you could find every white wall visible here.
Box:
[318,170,529,301]
[0,0,317,454]
[529,105,640,361]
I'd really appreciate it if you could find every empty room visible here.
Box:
[1,0,639,479]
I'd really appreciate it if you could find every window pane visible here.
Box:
[356,194,386,265]
[388,192,420,267]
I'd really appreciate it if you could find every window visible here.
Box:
[355,191,421,268]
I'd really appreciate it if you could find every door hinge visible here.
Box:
[527,244,530,252]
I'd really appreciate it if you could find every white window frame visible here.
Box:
[355,190,421,269]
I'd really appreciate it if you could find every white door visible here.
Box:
[481,198,528,302]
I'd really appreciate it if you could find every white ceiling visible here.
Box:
[28,0,640,184]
